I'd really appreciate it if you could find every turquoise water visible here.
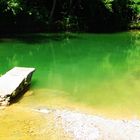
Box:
[0,31,140,116]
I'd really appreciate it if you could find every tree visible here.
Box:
[0,0,139,33]
[111,0,136,30]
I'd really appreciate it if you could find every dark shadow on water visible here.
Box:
[0,33,80,44]
[10,86,30,105]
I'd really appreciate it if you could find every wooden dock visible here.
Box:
[0,67,35,106]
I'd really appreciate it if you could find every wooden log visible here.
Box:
[0,67,35,106]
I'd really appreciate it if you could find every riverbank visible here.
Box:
[35,108,140,140]
[1,102,140,140]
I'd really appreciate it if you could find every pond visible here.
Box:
[0,31,140,139]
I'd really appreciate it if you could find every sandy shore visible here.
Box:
[35,108,140,140]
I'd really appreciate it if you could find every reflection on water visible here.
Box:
[0,31,140,117]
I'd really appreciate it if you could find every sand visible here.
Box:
[35,108,140,140]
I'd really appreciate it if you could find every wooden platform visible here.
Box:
[0,67,35,106]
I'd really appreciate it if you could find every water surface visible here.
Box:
[0,31,140,117]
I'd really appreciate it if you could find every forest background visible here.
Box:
[0,0,140,34]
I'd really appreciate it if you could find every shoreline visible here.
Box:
[35,108,140,140]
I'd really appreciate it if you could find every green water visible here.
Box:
[0,31,140,117]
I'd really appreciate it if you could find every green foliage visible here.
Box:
[0,0,22,15]
[61,15,79,31]
[0,0,139,33]
[103,0,113,12]
[7,0,22,14]
[111,0,134,29]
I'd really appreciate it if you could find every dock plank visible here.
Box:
[0,67,35,106]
